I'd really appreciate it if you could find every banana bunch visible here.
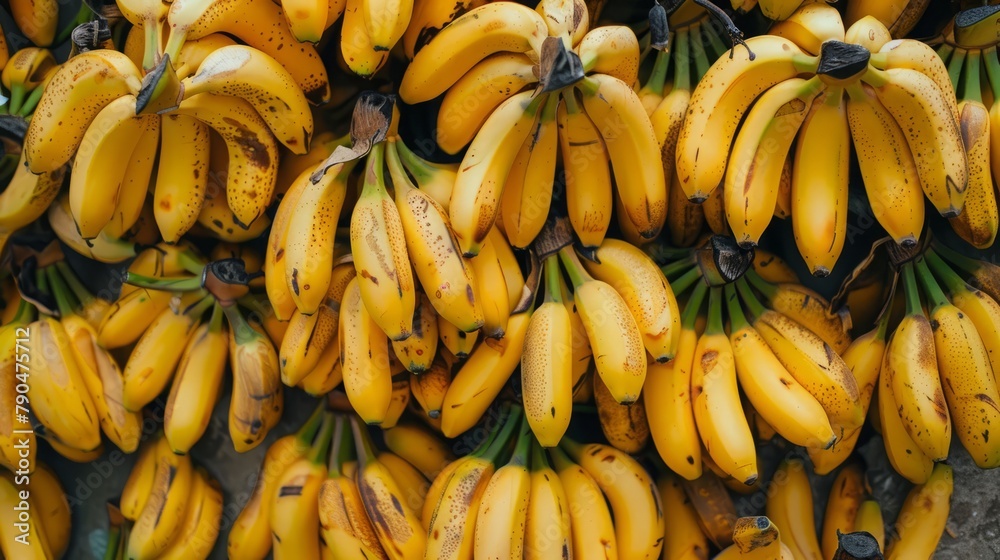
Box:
[104,251,283,453]
[116,433,224,559]
[400,0,670,253]
[934,7,1000,249]
[677,4,967,276]
[0,462,72,559]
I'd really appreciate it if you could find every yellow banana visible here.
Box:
[766,458,822,560]
[339,0,388,77]
[121,436,171,521]
[24,463,70,558]
[658,470,709,560]
[844,15,892,52]
[127,450,194,559]
[227,308,284,452]
[576,24,639,84]
[266,167,311,322]
[853,500,885,551]
[558,91,613,249]
[0,471,52,559]
[339,276,393,425]
[877,349,934,484]
[409,356,451,418]
[394,139,457,210]
[844,0,930,39]
[884,463,952,560]
[402,0,485,59]
[103,107,159,240]
[745,273,852,353]
[820,463,866,560]
[473,418,532,560]
[524,440,572,560]
[157,469,224,560]
[0,305,38,475]
[593,370,649,454]
[950,94,998,248]
[382,423,455,481]
[768,2,844,55]
[467,227,510,339]
[0,150,65,246]
[153,113,210,242]
[280,0,330,43]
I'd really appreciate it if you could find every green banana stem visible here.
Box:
[350,415,379,467]
[681,280,709,330]
[222,302,263,345]
[547,444,575,471]
[661,257,696,278]
[924,249,973,297]
[947,48,967,94]
[723,282,749,331]
[529,439,550,471]
[734,277,767,321]
[874,302,892,342]
[558,436,585,460]
[481,405,524,464]
[394,136,443,184]
[35,267,50,309]
[45,266,79,318]
[963,49,983,104]
[744,268,778,300]
[936,44,954,67]
[701,19,729,61]
[297,401,328,446]
[558,246,593,289]
[55,1,93,44]
[308,412,336,465]
[178,249,209,276]
[123,272,203,292]
[860,65,889,88]
[562,89,581,113]
[9,299,36,325]
[914,259,949,310]
[706,286,724,334]
[17,83,45,117]
[930,240,982,275]
[327,415,346,478]
[691,27,712,85]
[670,266,703,296]
[361,142,387,197]
[8,84,24,117]
[207,301,224,333]
[385,141,415,192]
[676,27,693,90]
[644,48,671,97]
[544,254,562,303]
[982,47,1000,102]
[54,261,97,308]
[900,263,922,316]
[508,415,532,467]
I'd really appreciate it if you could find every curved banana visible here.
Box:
[0,150,66,245]
[657,470,708,560]
[157,469,224,559]
[103,108,160,240]
[558,92,612,249]
[593,370,649,453]
[467,228,510,339]
[853,499,885,551]
[877,350,934,484]
[402,0,484,59]
[884,463,952,560]
[844,15,892,52]
[766,457,822,560]
[500,94,559,249]
[576,25,640,84]
[820,463,866,560]
[747,273,852,353]
[266,167,310,322]
[844,0,930,39]
[164,312,228,453]
[339,277,393,425]
[950,97,998,248]
[127,450,194,559]
[227,310,284,452]
[282,263,353,385]
[25,463,70,557]
[768,2,844,55]
[473,420,531,559]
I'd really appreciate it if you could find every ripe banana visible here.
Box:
[766,457,823,560]
[127,450,194,559]
[227,308,284,452]
[500,94,559,248]
[820,463,866,560]
[884,463,952,560]
[524,440,572,560]
[558,92,613,249]
[473,418,531,559]
[339,276,392,425]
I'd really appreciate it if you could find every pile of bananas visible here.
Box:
[3,0,1000,558]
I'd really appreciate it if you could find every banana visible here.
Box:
[864,66,968,217]
[845,80,925,246]
[121,436,170,521]
[438,316,479,358]
[501,94,559,248]
[266,167,311,322]
[746,273,852,353]
[844,15,892,53]
[844,0,930,38]
[280,0,330,43]
[449,90,543,256]
[270,414,335,560]
[48,194,139,263]
[576,24,639,84]
[884,263,952,461]
[473,418,532,559]
[645,281,704,481]
[9,0,58,46]
[593,369,649,454]
[768,2,844,55]
[561,247,646,404]
[757,0,805,20]
[558,91,613,249]
[181,45,313,153]
[122,293,210,412]
[281,263,353,385]
[467,228,510,339]
[387,142,483,332]
[382,423,455,481]
[157,469,224,560]
[351,143,416,341]
[152,113,217,243]
[195,182,273,242]
[583,238,681,362]
[382,375,412,429]
[164,308,228,454]
[392,292,439,371]
[377,451,429,514]
[563,439,664,560]
[339,0,389,77]
[395,139,457,210]
[658,470,709,560]
[68,94,154,239]
[436,52,536,155]
[298,336,344,397]
[360,0,411,52]
[283,162,352,315]
[103,108,160,240]
[24,50,143,174]
[726,284,836,449]
[399,2,548,104]
[127,450,194,559]
[229,407,324,560]
[766,458,822,560]
[950,95,998,248]
[550,446,618,560]
[227,308,284,452]
[353,417,427,560]
[676,35,815,201]
[402,0,485,59]
[877,349,935,484]
[821,463,866,560]
[339,276,393,425]
[579,73,666,239]
[24,463,70,557]
[409,356,451,418]
[725,76,824,248]
[524,440,572,560]
[521,255,574,448]
[171,92,279,227]
[0,151,65,260]
[884,463,952,560]
[0,305,38,475]
[97,286,174,349]
[691,287,758,485]
[853,500,885,551]
[917,259,1000,468]
[0,471,52,559]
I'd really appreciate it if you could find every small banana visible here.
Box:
[339,277,393,425]
[473,417,532,559]
[524,440,572,560]
[820,463,866,560]
[127,450,194,559]
[226,306,284,452]
[766,458,823,560]
[884,463,952,560]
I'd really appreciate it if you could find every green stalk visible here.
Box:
[544,255,562,303]
[931,241,982,275]
[661,257,696,279]
[558,246,592,289]
[222,303,263,345]
[45,266,79,318]
[350,415,379,467]
[362,142,387,197]
[643,48,671,97]
[744,268,778,300]
[327,415,347,478]
[308,412,336,467]
[547,445,575,471]
[670,267,703,296]
[681,280,709,330]
[529,439,550,471]
[900,263,922,316]
[35,268,51,314]
[735,277,767,321]
[8,84,24,117]
[702,20,729,61]
[178,250,208,276]
[123,272,203,292]
[948,48,967,94]
[983,47,1000,102]
[8,299,36,326]
[103,525,121,560]
[16,83,45,117]
[297,401,328,446]
[507,414,532,467]
[55,2,93,44]
[914,259,949,310]
[861,65,889,88]
[924,250,973,297]
[54,261,96,308]
[723,282,749,331]
[706,286,723,334]
[936,44,954,68]
[207,301,224,333]
[875,299,892,342]
[558,436,585,460]
[691,27,711,86]
[481,405,523,464]
[963,49,983,104]
[562,89,581,113]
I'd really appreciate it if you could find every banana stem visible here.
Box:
[327,415,346,478]
[681,280,709,330]
[558,246,592,289]
[643,48,671,97]
[54,261,96,307]
[385,141,415,194]
[163,29,187,68]
[900,263,922,316]
[529,439,550,471]
[924,250,971,297]
[676,27,693,92]
[559,436,584,460]
[936,44,954,67]
[948,48,967,94]
[706,286,723,334]
[481,405,523,464]
[670,266,703,296]
[297,401,328,446]
[930,241,981,275]
[45,266,79,318]
[7,84,24,117]
[734,277,767,321]
[744,268,777,300]
[547,445,574,470]
[207,301,224,333]
[17,84,44,117]
[308,412,336,465]
[361,142,387,197]
[544,254,562,303]
[915,259,949,310]
[875,300,892,341]
[394,137,437,182]
[222,302,261,345]
[723,282,749,330]
[562,89,581,114]
[103,524,121,560]
[702,19,729,61]
[55,1,93,44]
[983,47,1000,101]
[661,257,696,278]
[691,26,712,85]
[123,272,203,292]
[508,415,532,467]
[9,299,36,325]
[350,415,379,467]
[962,49,983,103]
[35,267,50,310]
[177,250,208,276]
[143,21,160,73]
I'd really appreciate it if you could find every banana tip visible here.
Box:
[811,266,831,278]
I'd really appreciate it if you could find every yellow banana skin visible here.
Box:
[583,239,681,362]
[0,151,65,246]
[0,313,38,474]
[501,95,560,249]
[409,356,451,417]
[0,471,52,559]
[644,325,703,481]
[181,44,314,153]
[318,473,388,560]
[657,471,708,560]
[676,35,813,201]
[524,442,572,560]
[750,277,852,354]
[164,319,228,454]
[845,16,892,53]
[399,2,548,104]
[950,98,998,248]
[558,95,613,249]
[436,52,536,155]
[522,276,574,447]
[845,0,930,40]
[576,24,639,84]
[228,319,284,453]
[593,371,649,454]
[266,167,311,322]
[270,455,327,560]
[282,263,354,385]
[127,451,194,559]
[340,277,393,425]
[402,0,484,59]
[853,500,885,551]
[387,142,483,332]
[382,423,455,481]
[24,50,143,174]
[157,469,225,560]
[867,66,968,217]
[154,113,210,243]
[564,440,664,560]
[468,229,510,339]
[884,463,952,560]
[551,446,617,560]
[878,352,934,484]
[820,463,866,560]
[846,81,924,247]
[474,426,531,560]
[105,111,160,240]
[392,295,439,375]
[768,2,844,55]
[449,90,542,257]
[580,74,666,239]
[121,436,170,521]
[351,143,416,341]
[24,463,70,558]
[766,458,823,560]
